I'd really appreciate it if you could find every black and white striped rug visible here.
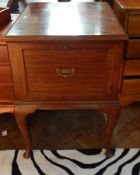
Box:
[0,149,140,175]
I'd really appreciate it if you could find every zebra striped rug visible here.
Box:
[0,149,139,175]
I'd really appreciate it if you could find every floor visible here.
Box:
[0,103,140,150]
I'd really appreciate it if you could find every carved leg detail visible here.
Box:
[104,106,120,157]
[15,105,37,159]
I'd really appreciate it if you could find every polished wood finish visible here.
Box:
[0,14,18,102]
[0,104,14,114]
[128,15,140,35]
[8,42,124,100]
[0,46,9,65]
[122,79,140,95]
[6,3,125,40]
[0,3,126,158]
[124,60,140,75]
[0,66,13,83]
[127,40,140,58]
[113,0,140,105]
[15,105,37,158]
[0,85,15,100]
[103,105,120,157]
[113,0,140,36]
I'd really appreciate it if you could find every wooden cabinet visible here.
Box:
[113,0,140,105]
[4,3,126,158]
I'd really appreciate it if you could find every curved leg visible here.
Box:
[15,105,37,158]
[104,106,120,157]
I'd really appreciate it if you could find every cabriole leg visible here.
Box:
[15,105,37,158]
[104,106,120,157]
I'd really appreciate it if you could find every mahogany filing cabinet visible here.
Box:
[3,2,126,158]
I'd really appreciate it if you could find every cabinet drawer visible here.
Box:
[9,43,123,100]
[0,85,15,100]
[122,79,140,95]
[127,14,140,35]
[127,40,140,58]
[123,59,140,76]
[0,46,9,65]
[24,47,109,99]
[0,66,13,84]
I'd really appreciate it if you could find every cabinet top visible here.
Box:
[6,2,126,41]
[114,0,140,10]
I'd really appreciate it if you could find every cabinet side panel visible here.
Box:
[8,43,28,98]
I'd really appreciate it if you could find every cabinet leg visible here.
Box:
[15,106,37,158]
[104,106,120,157]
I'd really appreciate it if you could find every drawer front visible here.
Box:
[0,66,13,84]
[0,85,15,100]
[0,46,9,65]
[23,46,109,99]
[122,79,140,95]
[123,59,140,76]
[127,14,140,35]
[127,40,140,58]
[9,43,123,100]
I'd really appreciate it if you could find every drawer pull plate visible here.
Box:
[56,67,76,77]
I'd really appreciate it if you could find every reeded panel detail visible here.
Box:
[21,44,110,99]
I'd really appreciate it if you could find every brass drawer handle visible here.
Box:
[56,67,76,77]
